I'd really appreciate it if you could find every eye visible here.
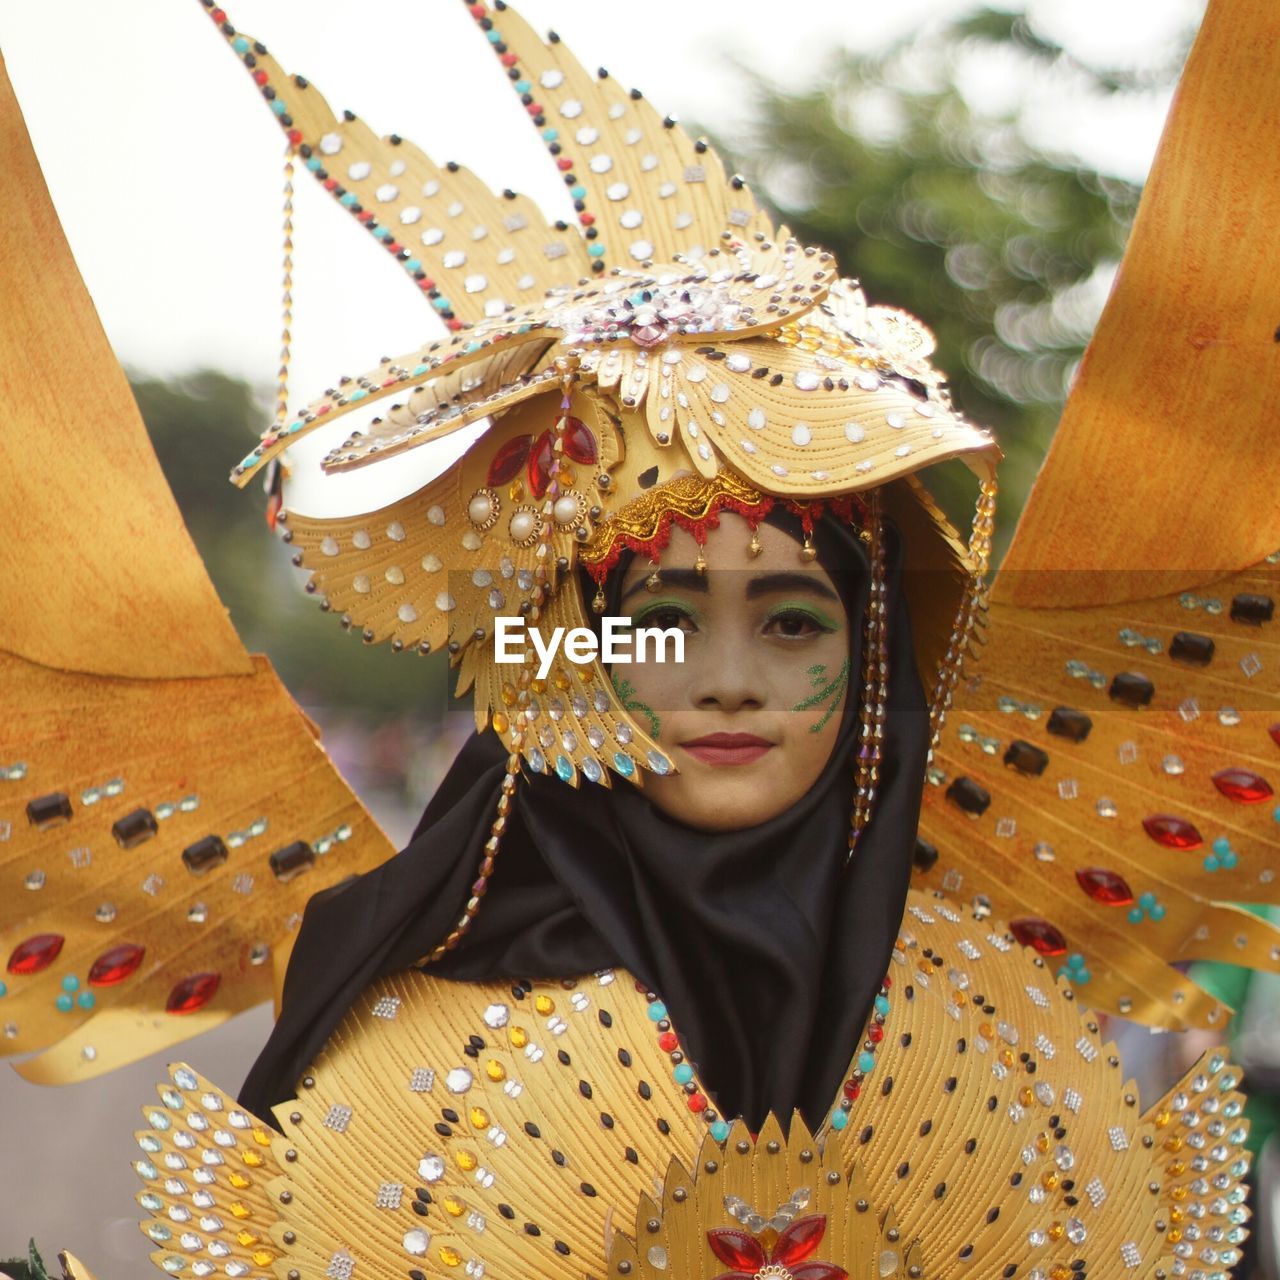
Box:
[763,605,838,639]
[632,600,699,633]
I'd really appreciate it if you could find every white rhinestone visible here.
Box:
[629,239,653,261]
[403,1230,430,1257]
[422,227,444,246]
[375,183,399,202]
[419,1154,445,1182]
[400,206,421,225]
[483,1003,510,1029]
[559,99,583,118]
[446,1067,474,1094]
[791,423,812,447]
[319,133,342,155]
[465,274,488,294]
[710,383,731,403]
[794,371,820,391]
[347,161,371,181]
[398,603,418,624]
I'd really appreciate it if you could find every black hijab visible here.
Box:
[240,510,929,1131]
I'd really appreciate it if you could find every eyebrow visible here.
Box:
[619,568,839,606]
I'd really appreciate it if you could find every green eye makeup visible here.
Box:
[765,601,842,633]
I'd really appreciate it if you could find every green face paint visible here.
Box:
[764,601,842,635]
[790,657,851,733]
[611,673,661,740]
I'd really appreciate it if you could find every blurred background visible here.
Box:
[5,0,1276,1274]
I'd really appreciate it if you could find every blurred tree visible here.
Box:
[731,6,1200,553]
[131,369,451,720]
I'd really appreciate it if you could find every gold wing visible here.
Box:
[0,55,395,1084]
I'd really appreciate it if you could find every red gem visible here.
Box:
[323,179,338,192]
[487,435,532,487]
[706,1230,766,1272]
[843,1080,861,1099]
[1009,918,1068,957]
[211,8,227,22]
[287,130,302,146]
[252,70,268,87]
[1143,814,1204,850]
[528,429,555,498]
[7,933,64,976]
[357,211,374,223]
[579,213,596,225]
[1270,723,1280,747]
[469,3,486,16]
[774,1216,828,1267]
[556,157,574,172]
[1075,867,1134,906]
[881,976,891,989]
[562,416,598,465]
[687,1092,707,1112]
[166,972,221,1015]
[446,319,464,332]
[1212,768,1274,805]
[500,53,518,67]
[657,1031,678,1052]
[387,242,403,255]
[526,103,542,116]
[88,943,146,986]
[867,1024,884,1043]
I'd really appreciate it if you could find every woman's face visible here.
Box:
[616,513,852,831]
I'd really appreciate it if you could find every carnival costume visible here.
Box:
[2,2,1279,1278]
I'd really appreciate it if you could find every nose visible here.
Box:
[687,632,766,712]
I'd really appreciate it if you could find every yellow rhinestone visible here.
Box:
[236,1231,258,1248]
[1168,1228,1183,1243]
[501,684,517,707]
[534,994,555,1015]
[1168,1159,1186,1177]
[979,1022,994,1039]
[485,1060,506,1083]
[552,669,571,690]
[1164,1136,1184,1152]
[1171,1186,1188,1201]
[252,1127,273,1147]
[242,1150,265,1167]
[492,711,509,734]
[507,480,524,503]
[1155,1109,1172,1129]
[561,464,577,485]
[455,1149,479,1172]
[229,1172,251,1190]
[531,678,547,694]
[1019,1087,1035,1107]
[444,1196,467,1217]
[1041,1172,1059,1191]
[999,1048,1015,1068]
[1035,1134,1051,1154]
[509,1026,529,1048]
[1050,1267,1071,1280]
[438,1247,462,1267]
[470,1107,490,1129]
[251,1253,274,1269]
[1047,1222,1064,1243]
[229,1203,251,1220]
[1170,1207,1185,1224]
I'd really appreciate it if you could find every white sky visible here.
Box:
[0,0,1202,512]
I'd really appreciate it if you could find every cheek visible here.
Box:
[779,641,849,787]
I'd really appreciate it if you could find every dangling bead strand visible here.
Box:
[420,360,581,965]
[848,492,888,854]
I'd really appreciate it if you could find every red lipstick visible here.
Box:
[679,732,774,766]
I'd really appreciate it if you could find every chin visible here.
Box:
[648,770,797,832]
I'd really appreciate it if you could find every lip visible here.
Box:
[679,732,776,767]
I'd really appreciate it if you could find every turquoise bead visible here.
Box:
[830,1109,848,1130]
[0,982,6,998]
[555,755,574,782]
[239,452,258,468]
[673,1063,694,1085]
[375,227,393,241]
[588,243,606,258]
[1127,906,1143,924]
[1213,836,1231,855]
[647,1001,667,1022]
[55,993,73,1013]
[1222,850,1238,869]
[271,100,287,117]
[710,1120,730,1142]
[515,80,531,94]
[1149,903,1166,921]
[306,157,322,172]
[542,129,558,142]
[61,974,79,993]
[486,29,502,43]
[287,421,303,434]
[232,38,249,54]
[348,390,367,402]
[613,753,635,777]
[405,258,422,272]
[1138,891,1156,909]
[1272,805,1280,823]
[432,296,452,311]
[873,995,890,1016]
[340,192,358,207]
[570,185,587,199]
[1204,854,1220,872]
[857,1050,875,1074]
[1076,968,1091,983]
[412,364,430,375]
[77,991,95,1010]
[464,341,483,353]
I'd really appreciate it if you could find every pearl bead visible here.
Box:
[468,494,493,525]
[553,495,580,525]
[509,511,536,541]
